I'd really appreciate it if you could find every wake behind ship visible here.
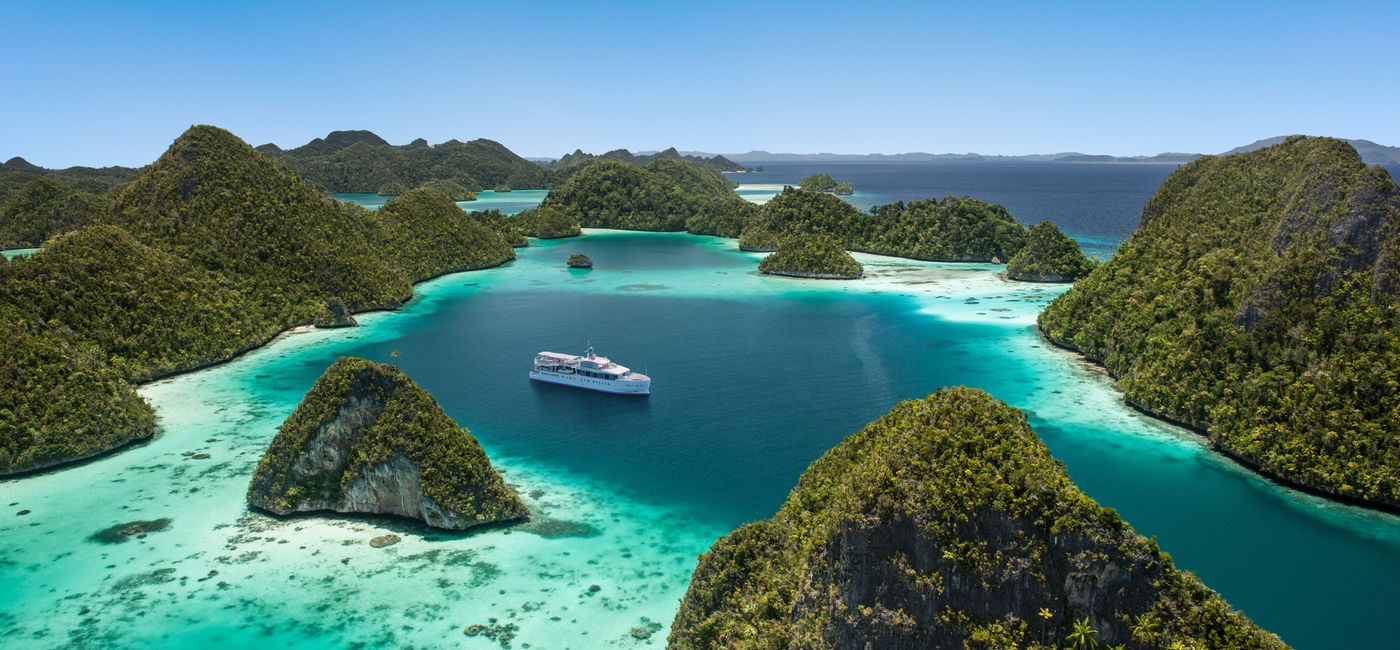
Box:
[530,347,651,395]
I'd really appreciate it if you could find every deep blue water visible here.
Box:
[727,161,1177,247]
[732,161,1400,257]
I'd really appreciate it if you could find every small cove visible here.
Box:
[2,231,1399,648]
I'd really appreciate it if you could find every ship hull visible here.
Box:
[529,372,651,395]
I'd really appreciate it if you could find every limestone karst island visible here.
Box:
[5,3,1400,648]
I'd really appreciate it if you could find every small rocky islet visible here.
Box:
[566,253,593,268]
[757,234,863,279]
[246,356,527,530]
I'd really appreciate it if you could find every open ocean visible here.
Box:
[6,162,1400,649]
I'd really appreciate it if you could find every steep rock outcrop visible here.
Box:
[670,388,1284,649]
[1038,136,1400,509]
[566,253,593,268]
[247,357,527,529]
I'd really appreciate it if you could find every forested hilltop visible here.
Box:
[739,187,1028,263]
[257,130,552,195]
[530,158,756,237]
[0,125,517,475]
[1007,221,1097,282]
[545,146,744,173]
[0,157,140,247]
[757,234,863,279]
[1039,136,1400,509]
[670,388,1285,649]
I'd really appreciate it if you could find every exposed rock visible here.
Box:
[369,533,401,548]
[315,298,359,328]
[566,253,593,268]
[246,357,528,530]
[89,518,172,544]
[669,388,1284,649]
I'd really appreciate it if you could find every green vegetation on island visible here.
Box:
[416,179,477,202]
[739,187,1027,262]
[509,205,583,239]
[1006,220,1096,282]
[247,357,528,529]
[546,147,743,173]
[0,125,518,475]
[757,235,862,279]
[797,173,838,192]
[259,130,551,194]
[0,175,109,248]
[796,173,854,195]
[493,184,511,192]
[538,159,756,237]
[670,387,1285,649]
[1039,136,1400,509]
[566,253,593,268]
[376,188,516,281]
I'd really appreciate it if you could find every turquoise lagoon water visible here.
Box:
[4,231,1400,648]
[2,248,41,259]
[334,190,549,215]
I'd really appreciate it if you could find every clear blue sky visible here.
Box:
[5,0,1398,167]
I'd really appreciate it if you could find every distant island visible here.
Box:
[1006,221,1096,282]
[1040,136,1400,510]
[670,388,1285,648]
[256,130,550,195]
[796,173,854,195]
[530,158,755,237]
[543,146,743,173]
[758,235,863,279]
[678,135,1400,166]
[739,187,1028,264]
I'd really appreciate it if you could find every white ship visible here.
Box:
[529,347,651,395]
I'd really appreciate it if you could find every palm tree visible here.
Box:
[1130,613,1159,643]
[1067,617,1098,649]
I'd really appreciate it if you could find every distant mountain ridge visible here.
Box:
[672,136,1400,165]
[1224,136,1400,163]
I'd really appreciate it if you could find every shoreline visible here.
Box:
[1037,325,1400,518]
[1,256,517,479]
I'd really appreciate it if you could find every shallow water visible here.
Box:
[4,231,1399,649]
[333,190,548,215]
[2,247,40,259]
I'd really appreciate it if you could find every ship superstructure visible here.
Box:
[529,347,651,395]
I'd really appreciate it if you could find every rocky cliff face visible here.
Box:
[247,357,527,530]
[669,388,1284,649]
[1038,137,1400,509]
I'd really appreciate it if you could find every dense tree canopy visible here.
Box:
[0,176,108,248]
[546,146,743,173]
[740,187,1028,262]
[671,388,1284,649]
[260,130,552,194]
[797,173,839,192]
[1039,136,1400,508]
[1006,220,1096,282]
[0,125,519,475]
[757,234,863,279]
[539,158,757,237]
